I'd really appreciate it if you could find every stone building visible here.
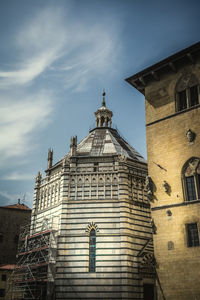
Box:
[0,202,31,299]
[11,94,155,299]
[0,201,31,264]
[126,41,200,300]
[0,264,15,300]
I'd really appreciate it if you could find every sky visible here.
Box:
[0,0,200,207]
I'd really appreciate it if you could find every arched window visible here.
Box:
[100,116,105,127]
[78,178,82,186]
[85,178,90,187]
[99,177,104,186]
[98,178,104,198]
[71,178,75,186]
[105,176,111,198]
[175,73,199,112]
[84,178,90,198]
[89,229,96,272]
[91,178,97,198]
[92,177,96,185]
[182,157,200,201]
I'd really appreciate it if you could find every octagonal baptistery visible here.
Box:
[31,93,154,300]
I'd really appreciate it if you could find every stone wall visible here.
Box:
[145,60,200,299]
[32,155,154,299]
[55,158,152,299]
[0,208,31,264]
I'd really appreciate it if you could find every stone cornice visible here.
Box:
[126,41,200,95]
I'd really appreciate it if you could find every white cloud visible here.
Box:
[0,6,120,166]
[1,172,34,181]
[0,90,53,166]
[0,7,66,88]
[54,25,119,91]
[0,190,33,208]
[16,8,66,53]
[0,51,60,88]
[0,190,21,203]
[0,7,119,91]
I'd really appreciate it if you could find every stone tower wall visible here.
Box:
[145,59,200,299]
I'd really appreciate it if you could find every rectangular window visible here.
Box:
[190,85,199,107]
[186,176,196,201]
[0,289,5,297]
[186,223,199,247]
[1,274,6,281]
[178,90,187,111]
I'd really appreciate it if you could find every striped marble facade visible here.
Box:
[31,100,154,299]
[31,155,153,299]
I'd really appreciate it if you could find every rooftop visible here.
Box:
[46,91,147,172]
[76,126,146,163]
[126,41,200,94]
[1,202,31,211]
[70,92,146,163]
[0,264,16,270]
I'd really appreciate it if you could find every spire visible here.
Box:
[47,148,53,169]
[94,90,113,128]
[102,89,106,107]
[70,136,77,156]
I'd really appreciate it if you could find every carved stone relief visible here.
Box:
[163,181,170,193]
[150,218,157,234]
[145,175,153,201]
[186,129,196,143]
[168,241,174,250]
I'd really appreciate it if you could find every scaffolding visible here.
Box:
[138,238,156,278]
[8,222,57,300]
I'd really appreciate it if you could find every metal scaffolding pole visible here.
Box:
[7,223,57,300]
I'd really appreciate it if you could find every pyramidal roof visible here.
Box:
[75,127,146,163]
[50,91,146,169]
[67,91,146,164]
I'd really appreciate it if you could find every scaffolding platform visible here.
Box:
[8,222,57,300]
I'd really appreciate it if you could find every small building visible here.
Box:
[0,201,31,299]
[126,41,200,300]
[0,201,31,265]
[12,94,155,299]
[0,264,15,300]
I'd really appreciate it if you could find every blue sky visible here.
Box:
[0,0,200,207]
